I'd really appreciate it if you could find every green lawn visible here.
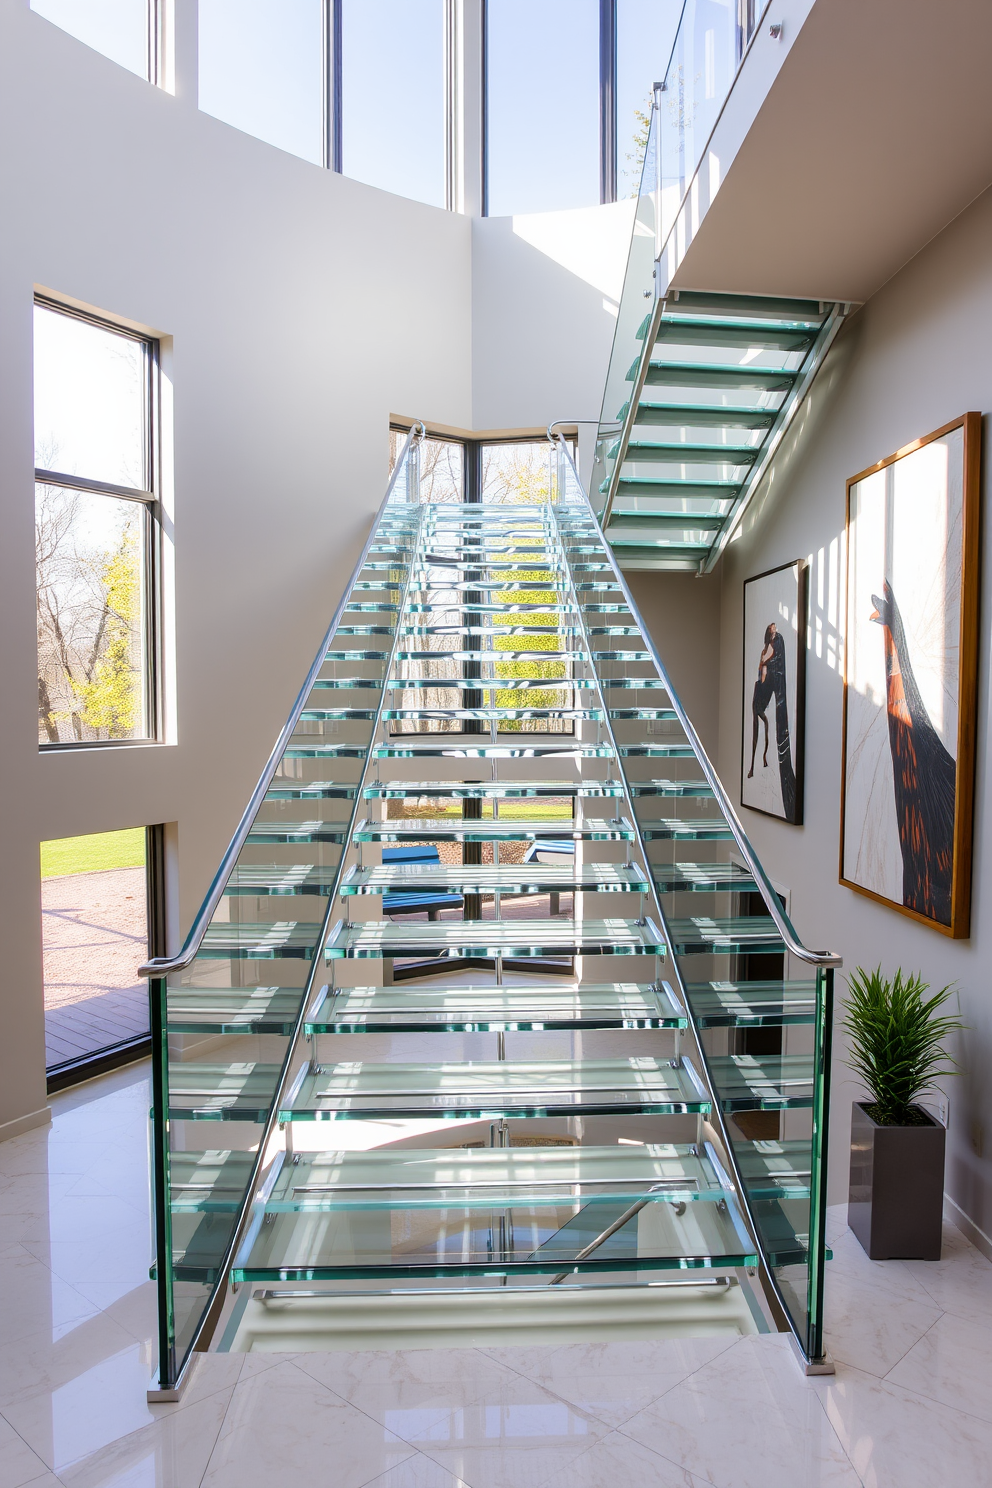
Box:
[41,827,146,879]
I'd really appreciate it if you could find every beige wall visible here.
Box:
[626,573,723,757]
[711,185,992,1234]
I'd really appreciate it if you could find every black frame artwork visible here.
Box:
[741,559,808,825]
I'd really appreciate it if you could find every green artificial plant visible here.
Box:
[842,966,964,1126]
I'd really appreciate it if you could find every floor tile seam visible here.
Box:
[876,1308,949,1384]
[350,1445,429,1488]
[290,1354,521,1442]
[607,1422,722,1488]
[0,1405,52,1479]
[871,1356,992,1428]
[190,1382,238,1488]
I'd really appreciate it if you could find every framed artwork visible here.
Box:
[741,560,807,824]
[840,413,981,937]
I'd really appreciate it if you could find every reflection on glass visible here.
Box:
[616,0,683,197]
[41,828,150,1072]
[486,0,599,216]
[34,305,146,488]
[198,0,323,166]
[36,486,148,744]
[31,0,149,79]
[342,0,445,206]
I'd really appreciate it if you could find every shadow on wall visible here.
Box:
[471,201,637,431]
[626,570,723,758]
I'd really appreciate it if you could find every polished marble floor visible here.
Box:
[1,1064,991,1487]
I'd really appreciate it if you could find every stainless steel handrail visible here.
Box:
[138,422,426,979]
[551,433,841,969]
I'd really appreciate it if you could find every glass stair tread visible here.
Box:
[600,678,670,691]
[305,980,685,1033]
[297,709,379,721]
[373,742,616,759]
[653,322,813,354]
[606,514,722,532]
[406,603,573,615]
[620,744,695,758]
[233,1178,753,1283]
[734,1140,813,1200]
[324,650,390,660]
[608,708,678,721]
[261,1143,729,1211]
[687,980,818,1027]
[224,864,341,896]
[263,782,357,800]
[197,922,323,959]
[610,479,738,500]
[708,1055,813,1110]
[282,1056,709,1120]
[667,916,783,955]
[245,820,348,844]
[352,817,633,842]
[362,780,624,800]
[308,678,383,690]
[384,678,593,691]
[170,1151,257,1211]
[167,1063,281,1121]
[632,404,776,430]
[381,709,603,722]
[619,442,758,466]
[394,651,587,663]
[408,580,566,593]
[340,863,651,895]
[165,986,306,1034]
[653,862,757,893]
[629,779,712,797]
[400,625,582,637]
[640,818,734,840]
[324,917,665,959]
[641,363,797,392]
[592,650,652,661]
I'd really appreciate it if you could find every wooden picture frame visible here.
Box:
[741,560,808,824]
[840,413,981,938]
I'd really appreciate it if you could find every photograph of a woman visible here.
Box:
[742,565,806,824]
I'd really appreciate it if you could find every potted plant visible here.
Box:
[843,966,963,1260]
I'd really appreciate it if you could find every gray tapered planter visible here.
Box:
[848,1101,945,1260]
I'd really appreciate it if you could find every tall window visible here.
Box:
[34,302,160,747]
[30,0,159,81]
[341,1,446,206]
[485,0,601,216]
[198,0,324,166]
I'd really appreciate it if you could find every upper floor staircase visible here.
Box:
[143,427,838,1397]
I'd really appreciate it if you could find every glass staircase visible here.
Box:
[591,20,851,572]
[142,428,838,1395]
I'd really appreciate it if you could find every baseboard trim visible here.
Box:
[0,1105,52,1143]
[944,1192,992,1264]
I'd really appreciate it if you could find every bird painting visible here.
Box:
[869,580,956,924]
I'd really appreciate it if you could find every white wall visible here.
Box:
[0,0,473,1134]
[714,185,992,1238]
[0,0,628,1135]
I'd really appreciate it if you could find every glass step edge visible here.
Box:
[361,780,625,798]
[339,863,650,894]
[304,980,685,1033]
[350,817,635,841]
[323,916,666,958]
[280,1055,711,1119]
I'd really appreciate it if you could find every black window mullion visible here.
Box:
[326,0,343,171]
[600,0,617,203]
